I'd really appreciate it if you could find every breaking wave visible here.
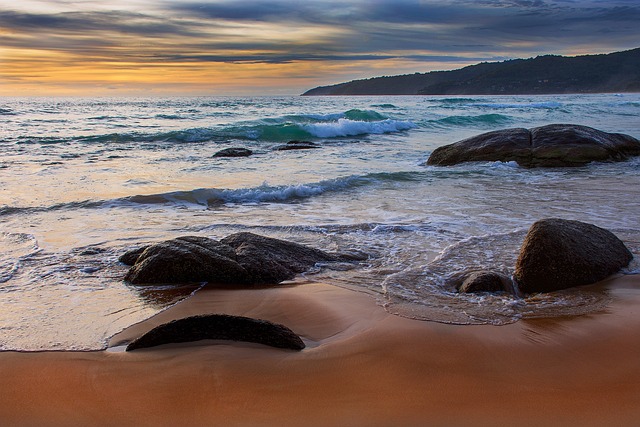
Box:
[13,108,416,145]
[121,172,423,207]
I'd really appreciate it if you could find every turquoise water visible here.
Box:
[1,94,639,350]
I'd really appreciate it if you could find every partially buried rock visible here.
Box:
[425,124,640,168]
[213,147,253,158]
[275,140,320,151]
[123,232,352,285]
[514,218,633,294]
[125,314,305,351]
[453,270,516,295]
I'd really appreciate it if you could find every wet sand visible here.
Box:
[1,275,640,426]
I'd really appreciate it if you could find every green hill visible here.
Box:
[302,48,640,96]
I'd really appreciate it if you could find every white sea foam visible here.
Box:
[304,118,416,138]
[125,175,369,207]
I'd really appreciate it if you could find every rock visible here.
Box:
[124,232,353,285]
[427,128,531,166]
[529,124,640,166]
[275,140,321,151]
[220,232,339,284]
[125,314,305,351]
[425,124,640,167]
[119,246,148,266]
[124,236,252,285]
[452,270,516,295]
[213,147,253,157]
[514,218,633,293]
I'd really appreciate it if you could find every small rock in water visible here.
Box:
[125,314,305,351]
[275,140,320,151]
[450,270,516,295]
[213,147,253,157]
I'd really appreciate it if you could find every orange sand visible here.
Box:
[1,276,640,426]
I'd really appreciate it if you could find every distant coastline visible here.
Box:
[302,48,640,96]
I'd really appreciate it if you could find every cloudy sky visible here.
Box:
[1,0,639,96]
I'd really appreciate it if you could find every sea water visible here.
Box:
[1,94,639,350]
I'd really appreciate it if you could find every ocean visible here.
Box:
[1,94,639,351]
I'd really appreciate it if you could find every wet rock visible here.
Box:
[427,128,531,166]
[452,270,516,295]
[220,232,339,284]
[119,246,149,266]
[125,314,305,351]
[123,232,354,285]
[213,147,253,157]
[529,124,640,166]
[275,140,321,151]
[124,236,251,285]
[425,124,640,167]
[514,218,633,293]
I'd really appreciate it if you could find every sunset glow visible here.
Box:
[1,0,639,96]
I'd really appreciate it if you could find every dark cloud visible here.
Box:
[0,0,638,68]
[0,10,202,38]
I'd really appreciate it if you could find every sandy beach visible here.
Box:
[1,275,640,426]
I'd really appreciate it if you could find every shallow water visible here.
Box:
[1,94,639,350]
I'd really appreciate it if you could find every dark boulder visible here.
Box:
[425,124,640,167]
[124,236,252,285]
[213,147,253,158]
[125,314,305,351]
[123,232,352,285]
[451,270,516,295]
[220,232,339,284]
[427,128,531,166]
[529,124,640,166]
[119,246,149,266]
[514,218,633,293]
[275,140,321,151]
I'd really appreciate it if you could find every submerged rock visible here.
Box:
[451,270,516,295]
[426,124,640,167]
[123,232,354,285]
[514,218,633,293]
[275,140,321,151]
[213,147,253,158]
[125,314,305,351]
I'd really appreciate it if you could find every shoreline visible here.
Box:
[1,276,640,426]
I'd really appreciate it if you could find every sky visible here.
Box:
[1,0,639,96]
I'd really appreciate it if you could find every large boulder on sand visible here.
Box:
[426,124,640,167]
[122,232,354,285]
[514,218,633,294]
[125,314,305,351]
